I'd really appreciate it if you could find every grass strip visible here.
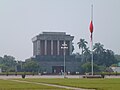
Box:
[0,79,67,90]
[16,78,120,90]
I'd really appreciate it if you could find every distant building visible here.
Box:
[32,32,81,74]
[111,67,120,73]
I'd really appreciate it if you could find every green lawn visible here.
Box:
[19,78,120,90]
[0,79,67,90]
[1,78,120,90]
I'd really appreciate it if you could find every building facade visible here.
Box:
[32,32,81,74]
[32,32,74,56]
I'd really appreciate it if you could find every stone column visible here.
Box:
[37,40,40,55]
[33,41,37,56]
[69,41,72,55]
[51,40,53,55]
[57,40,59,55]
[45,40,47,55]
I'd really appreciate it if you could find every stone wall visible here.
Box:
[35,55,81,74]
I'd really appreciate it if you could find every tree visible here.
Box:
[81,62,91,73]
[93,43,105,65]
[115,54,120,62]
[76,40,118,73]
[0,57,3,64]
[93,43,105,54]
[93,43,117,67]
[83,47,91,62]
[77,39,88,55]
[1,55,17,72]
[77,39,88,62]
[81,62,99,73]
[104,49,117,67]
[24,59,39,72]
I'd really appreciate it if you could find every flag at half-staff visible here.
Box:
[89,20,93,41]
[89,4,94,76]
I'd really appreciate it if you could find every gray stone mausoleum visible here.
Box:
[32,32,81,74]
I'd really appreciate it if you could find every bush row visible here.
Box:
[0,72,38,75]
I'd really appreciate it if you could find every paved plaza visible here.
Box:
[0,75,120,79]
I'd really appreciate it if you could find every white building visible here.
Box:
[111,67,120,73]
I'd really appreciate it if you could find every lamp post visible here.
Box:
[61,41,68,78]
[15,60,18,76]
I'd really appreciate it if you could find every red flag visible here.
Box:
[89,20,93,41]
[89,20,93,33]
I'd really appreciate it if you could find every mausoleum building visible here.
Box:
[32,32,74,56]
[32,32,81,74]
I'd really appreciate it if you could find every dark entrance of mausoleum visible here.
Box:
[52,66,64,74]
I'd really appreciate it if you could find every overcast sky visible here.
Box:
[0,0,120,60]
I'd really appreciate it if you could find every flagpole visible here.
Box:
[91,4,94,76]
[91,34,93,76]
[91,4,93,22]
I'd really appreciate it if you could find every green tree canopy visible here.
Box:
[0,55,17,72]
[81,62,99,73]
[24,59,39,72]
[93,43,117,67]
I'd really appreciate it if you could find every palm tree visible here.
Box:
[93,43,104,54]
[83,47,91,62]
[104,49,117,67]
[93,43,106,66]
[77,39,88,62]
[77,39,88,55]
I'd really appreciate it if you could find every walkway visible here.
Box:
[10,79,95,90]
